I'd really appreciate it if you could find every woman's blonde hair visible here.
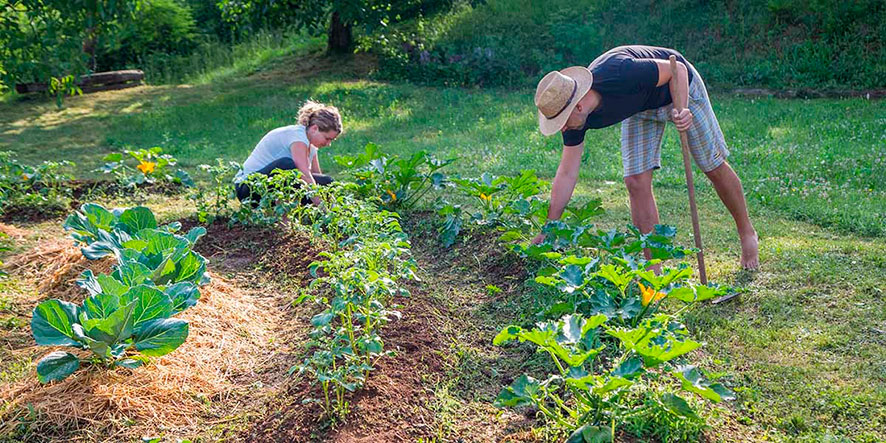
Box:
[297,100,343,134]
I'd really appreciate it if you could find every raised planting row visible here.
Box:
[229,168,417,420]
[30,203,208,382]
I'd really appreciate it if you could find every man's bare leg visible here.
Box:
[625,170,661,271]
[703,162,759,269]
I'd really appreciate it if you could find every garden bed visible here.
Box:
[0,179,188,225]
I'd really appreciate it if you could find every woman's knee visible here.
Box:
[313,174,334,186]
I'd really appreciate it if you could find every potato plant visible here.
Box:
[32,204,208,383]
[285,184,416,419]
[191,158,242,223]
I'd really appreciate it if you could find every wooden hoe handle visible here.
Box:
[669,55,707,285]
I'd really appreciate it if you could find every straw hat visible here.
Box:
[534,66,593,136]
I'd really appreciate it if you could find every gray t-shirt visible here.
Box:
[234,124,317,183]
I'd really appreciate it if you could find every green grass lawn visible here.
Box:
[1,46,884,441]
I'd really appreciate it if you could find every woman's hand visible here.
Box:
[531,232,546,245]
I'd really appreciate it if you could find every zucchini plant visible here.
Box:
[494,312,734,442]
[97,146,194,190]
[493,222,735,440]
[334,142,454,210]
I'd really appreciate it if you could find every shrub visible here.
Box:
[96,0,198,72]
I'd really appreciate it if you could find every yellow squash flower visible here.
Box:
[385,189,397,201]
[638,282,666,306]
[479,193,490,201]
[137,161,156,174]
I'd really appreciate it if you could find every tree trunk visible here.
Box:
[327,11,352,54]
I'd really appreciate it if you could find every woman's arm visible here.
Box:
[289,141,317,185]
[311,151,322,174]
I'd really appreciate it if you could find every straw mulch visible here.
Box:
[1,268,292,440]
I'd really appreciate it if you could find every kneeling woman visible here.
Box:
[234,100,342,206]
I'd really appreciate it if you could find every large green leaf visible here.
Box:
[611,356,644,380]
[63,203,115,243]
[133,318,189,357]
[165,282,200,314]
[595,264,633,292]
[184,227,206,245]
[116,206,157,235]
[113,261,153,287]
[493,374,542,407]
[83,300,136,345]
[673,365,735,403]
[160,251,206,285]
[121,285,173,329]
[83,292,121,319]
[80,229,127,260]
[565,424,612,443]
[493,325,521,345]
[31,300,81,347]
[72,324,112,359]
[660,393,699,419]
[607,316,701,367]
[560,264,585,293]
[36,351,80,383]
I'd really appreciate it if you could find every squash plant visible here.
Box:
[494,219,735,440]
[98,147,194,190]
[0,151,75,216]
[494,312,734,442]
[334,142,453,210]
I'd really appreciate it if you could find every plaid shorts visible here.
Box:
[620,66,729,177]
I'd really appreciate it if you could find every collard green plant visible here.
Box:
[31,291,189,382]
[33,203,204,383]
[64,203,209,286]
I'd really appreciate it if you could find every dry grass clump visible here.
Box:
[4,238,114,302]
[0,273,287,439]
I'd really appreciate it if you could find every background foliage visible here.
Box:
[365,0,886,90]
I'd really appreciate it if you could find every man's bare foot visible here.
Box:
[740,231,759,270]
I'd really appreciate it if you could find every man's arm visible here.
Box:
[650,58,692,131]
[532,144,583,243]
